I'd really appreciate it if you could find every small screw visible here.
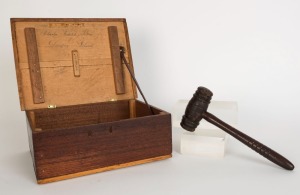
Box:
[120,46,126,53]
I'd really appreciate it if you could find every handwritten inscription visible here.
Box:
[41,28,95,48]
[63,29,93,37]
[48,40,68,48]
[43,30,58,36]
[78,41,93,48]
[49,23,85,28]
[64,31,77,36]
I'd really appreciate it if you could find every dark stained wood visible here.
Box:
[26,100,172,180]
[108,26,125,94]
[24,28,45,104]
[38,155,171,184]
[28,100,165,131]
[203,112,294,170]
[181,86,294,170]
[26,118,37,172]
[12,18,172,184]
[32,101,130,130]
[135,100,161,117]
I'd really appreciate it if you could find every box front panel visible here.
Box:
[32,114,172,180]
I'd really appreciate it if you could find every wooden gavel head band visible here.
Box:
[180,86,213,131]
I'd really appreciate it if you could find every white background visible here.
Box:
[0,0,299,194]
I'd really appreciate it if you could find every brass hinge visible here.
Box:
[47,104,57,109]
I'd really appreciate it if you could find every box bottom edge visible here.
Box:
[37,154,172,184]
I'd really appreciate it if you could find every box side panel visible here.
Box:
[32,114,172,180]
[25,116,37,177]
[34,101,130,130]
[135,100,169,117]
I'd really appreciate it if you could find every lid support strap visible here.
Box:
[120,47,154,115]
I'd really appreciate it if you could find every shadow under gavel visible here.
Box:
[180,86,294,170]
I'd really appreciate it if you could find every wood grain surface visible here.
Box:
[24,28,45,104]
[11,19,137,110]
[12,18,172,184]
[37,154,171,184]
[108,26,125,94]
[26,100,172,181]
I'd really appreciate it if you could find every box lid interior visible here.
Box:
[11,18,137,110]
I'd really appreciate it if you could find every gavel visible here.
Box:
[180,86,294,170]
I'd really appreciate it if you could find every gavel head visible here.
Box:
[180,86,213,132]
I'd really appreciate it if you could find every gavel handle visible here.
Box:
[203,112,294,170]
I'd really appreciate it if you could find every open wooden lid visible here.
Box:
[11,18,137,110]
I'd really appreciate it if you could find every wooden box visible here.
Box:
[10,18,172,184]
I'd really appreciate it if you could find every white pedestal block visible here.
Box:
[172,100,238,158]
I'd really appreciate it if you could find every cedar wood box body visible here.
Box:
[11,18,172,184]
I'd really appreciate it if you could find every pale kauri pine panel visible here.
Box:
[15,22,127,64]
[19,59,113,69]
[13,21,135,110]
[20,66,134,110]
